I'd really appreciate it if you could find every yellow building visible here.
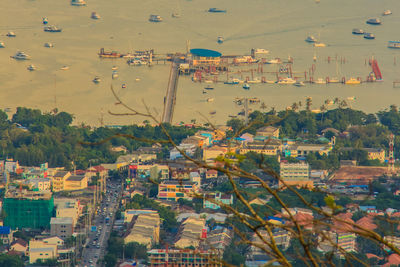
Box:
[256,126,280,138]
[28,240,58,264]
[239,141,279,156]
[63,175,88,191]
[279,162,313,189]
[364,148,386,162]
[124,213,160,248]
[190,49,221,66]
[51,171,71,192]
[175,217,206,249]
[285,144,332,158]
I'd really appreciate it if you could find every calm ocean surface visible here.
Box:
[0,0,399,126]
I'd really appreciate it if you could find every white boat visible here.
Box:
[277,77,296,84]
[60,66,69,70]
[135,78,141,82]
[243,83,250,90]
[305,35,317,43]
[314,78,326,84]
[383,10,392,16]
[328,77,340,83]
[266,80,276,84]
[91,12,101,19]
[44,25,62,32]
[149,15,162,22]
[293,81,305,87]
[347,96,356,101]
[206,98,214,102]
[6,31,16,37]
[11,51,31,60]
[122,84,127,88]
[313,42,326,47]
[366,18,382,25]
[0,42,5,48]
[44,42,54,48]
[111,66,118,70]
[265,58,282,64]
[247,78,261,84]
[352,28,364,35]
[27,64,37,71]
[71,0,86,6]
[388,41,400,49]
[217,36,224,44]
[93,76,101,83]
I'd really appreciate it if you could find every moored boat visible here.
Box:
[345,78,361,84]
[44,25,62,32]
[217,36,224,44]
[208,8,226,13]
[265,58,282,64]
[91,12,101,19]
[205,86,214,90]
[382,10,392,16]
[60,66,69,70]
[293,81,305,87]
[71,0,86,6]
[328,77,340,83]
[314,78,326,84]
[6,31,16,37]
[388,41,400,49]
[0,42,5,48]
[277,77,296,84]
[243,83,250,90]
[366,18,382,25]
[42,17,48,24]
[313,42,326,47]
[171,13,180,18]
[98,48,122,58]
[112,71,118,79]
[352,28,364,35]
[364,33,375,39]
[149,15,162,22]
[305,35,317,43]
[27,64,37,71]
[206,98,214,102]
[93,76,101,83]
[11,51,31,60]
[44,42,54,48]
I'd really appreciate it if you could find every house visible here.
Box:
[29,246,57,264]
[10,239,28,255]
[206,169,218,179]
[256,126,279,138]
[157,180,199,201]
[170,144,197,160]
[284,143,332,158]
[364,148,386,162]
[42,236,64,247]
[203,192,233,210]
[51,171,71,192]
[0,226,12,245]
[63,175,88,191]
[50,217,73,239]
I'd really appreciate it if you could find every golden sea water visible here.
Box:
[0,0,399,126]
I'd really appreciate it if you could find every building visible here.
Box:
[9,239,28,255]
[249,229,291,255]
[170,144,197,160]
[50,217,73,239]
[63,174,88,191]
[123,209,159,223]
[279,162,313,189]
[51,171,71,192]
[206,169,218,179]
[256,126,280,138]
[190,48,221,66]
[28,240,58,264]
[124,213,160,248]
[239,141,279,156]
[3,190,54,229]
[158,180,199,201]
[284,144,332,158]
[54,198,81,227]
[204,227,233,253]
[203,192,233,210]
[337,232,356,256]
[203,146,229,162]
[0,226,12,245]
[148,248,221,267]
[29,178,51,191]
[175,217,206,249]
[132,164,170,180]
[364,148,386,162]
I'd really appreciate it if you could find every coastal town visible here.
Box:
[0,105,400,266]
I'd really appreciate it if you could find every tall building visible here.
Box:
[279,162,313,189]
[3,190,54,229]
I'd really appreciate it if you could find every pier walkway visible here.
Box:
[161,57,181,124]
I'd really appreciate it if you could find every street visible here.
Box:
[80,178,122,267]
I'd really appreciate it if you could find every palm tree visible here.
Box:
[306,97,312,111]
[260,102,267,111]
[320,105,327,121]
[334,97,340,108]
[339,100,348,109]
[291,102,299,112]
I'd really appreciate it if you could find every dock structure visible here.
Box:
[161,57,181,124]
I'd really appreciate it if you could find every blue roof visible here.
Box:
[190,48,221,57]
[0,226,10,235]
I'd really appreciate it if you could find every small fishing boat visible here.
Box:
[6,31,16,37]
[135,78,141,82]
[382,10,392,16]
[11,51,31,60]
[328,77,340,83]
[44,42,54,48]
[149,15,163,22]
[347,96,356,101]
[224,79,240,85]
[388,41,400,49]
[71,0,86,6]
[208,8,226,13]
[352,28,364,35]
[366,18,382,25]
[112,71,118,79]
[42,17,48,24]
[247,79,261,84]
[122,84,127,88]
[60,66,69,70]
[204,86,214,90]
[217,36,224,44]
[91,12,101,19]
[266,80,276,84]
[243,83,250,90]
[93,76,101,83]
[27,64,37,71]
[207,98,214,102]
[277,77,296,84]
[0,42,5,48]
[305,35,317,43]
[111,66,118,70]
[364,33,375,39]
[209,110,217,115]
[202,90,207,94]
[293,81,305,87]
[345,78,361,85]
[44,25,62,32]
[171,13,180,18]
[313,42,326,47]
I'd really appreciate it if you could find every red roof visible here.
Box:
[366,253,383,260]
[355,216,377,231]
[383,253,400,267]
[88,165,107,172]
[332,213,354,232]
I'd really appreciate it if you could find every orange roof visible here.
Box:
[331,166,387,184]
[332,213,354,232]
[366,253,383,260]
[383,253,400,267]
[355,216,377,231]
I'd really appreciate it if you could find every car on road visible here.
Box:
[96,244,100,249]
[89,259,93,264]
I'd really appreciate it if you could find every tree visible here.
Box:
[104,253,117,267]
[0,254,24,267]
[124,242,148,260]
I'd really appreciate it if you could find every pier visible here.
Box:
[161,57,181,124]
